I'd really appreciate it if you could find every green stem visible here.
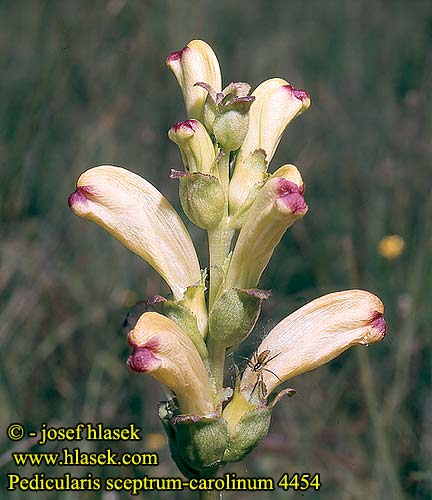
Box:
[218,151,230,194]
[207,152,234,395]
[199,490,222,500]
[207,223,233,309]
[208,152,234,310]
[207,338,226,394]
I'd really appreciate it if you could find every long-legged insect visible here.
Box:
[248,349,281,397]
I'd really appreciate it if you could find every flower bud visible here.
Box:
[166,40,222,120]
[172,416,228,474]
[239,290,387,397]
[196,81,255,151]
[128,312,215,416]
[213,96,255,152]
[229,78,310,214]
[68,166,203,303]
[226,165,307,289]
[168,119,216,174]
[174,171,225,229]
[208,288,271,350]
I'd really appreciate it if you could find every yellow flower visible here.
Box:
[166,40,222,121]
[240,290,386,396]
[222,290,386,438]
[68,165,207,334]
[168,119,216,174]
[128,312,215,416]
[378,235,405,260]
[225,165,307,289]
[229,78,310,215]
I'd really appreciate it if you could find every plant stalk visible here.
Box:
[207,338,226,394]
[207,222,233,309]
[207,151,234,395]
[207,152,233,311]
[199,490,222,500]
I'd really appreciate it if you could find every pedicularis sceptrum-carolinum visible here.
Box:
[69,40,386,499]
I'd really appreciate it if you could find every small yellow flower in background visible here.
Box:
[378,234,405,260]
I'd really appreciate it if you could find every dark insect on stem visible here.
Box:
[248,349,281,397]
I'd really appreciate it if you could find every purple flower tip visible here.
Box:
[172,119,199,133]
[68,187,90,210]
[276,179,308,214]
[283,84,311,103]
[370,311,387,339]
[166,46,188,64]
[127,347,160,373]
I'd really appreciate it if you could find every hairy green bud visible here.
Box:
[208,288,271,349]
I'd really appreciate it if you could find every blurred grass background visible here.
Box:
[0,0,431,498]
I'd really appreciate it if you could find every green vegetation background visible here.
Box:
[1,0,431,498]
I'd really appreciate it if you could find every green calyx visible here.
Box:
[196,81,255,152]
[220,386,296,463]
[208,288,271,350]
[159,402,228,478]
[176,172,225,230]
[224,407,272,463]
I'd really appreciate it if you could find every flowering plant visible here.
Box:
[69,40,386,497]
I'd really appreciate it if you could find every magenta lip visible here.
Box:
[127,347,160,373]
[68,187,88,208]
[370,311,387,338]
[67,185,97,208]
[283,84,310,103]
[276,178,308,214]
[127,336,161,372]
[172,119,199,133]
[166,45,189,63]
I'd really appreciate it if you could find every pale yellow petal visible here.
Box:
[128,312,215,416]
[240,290,386,395]
[168,119,215,173]
[229,79,310,214]
[166,40,222,120]
[226,166,307,289]
[69,165,201,302]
